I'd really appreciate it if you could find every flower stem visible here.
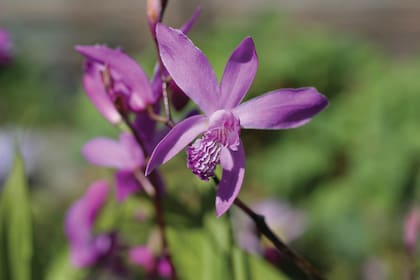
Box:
[212,176,325,280]
[161,76,175,127]
[121,115,177,280]
[147,105,174,128]
[150,172,178,280]
[99,16,177,277]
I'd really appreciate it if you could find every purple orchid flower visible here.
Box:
[83,132,145,202]
[146,24,329,217]
[0,28,13,65]
[65,180,113,267]
[75,45,157,124]
[75,7,200,124]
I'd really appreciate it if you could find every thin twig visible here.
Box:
[212,176,325,280]
[161,76,175,127]
[147,105,174,128]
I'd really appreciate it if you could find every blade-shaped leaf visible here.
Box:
[0,150,33,280]
[168,213,288,280]
[45,249,86,280]
[233,247,288,280]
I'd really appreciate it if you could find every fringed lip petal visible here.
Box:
[146,115,208,175]
[215,142,245,217]
[219,37,258,109]
[75,45,154,109]
[233,87,329,130]
[156,24,219,116]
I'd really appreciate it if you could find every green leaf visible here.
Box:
[45,249,86,280]
[167,228,205,280]
[233,248,289,280]
[168,213,288,280]
[0,150,33,280]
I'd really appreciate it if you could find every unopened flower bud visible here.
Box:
[147,0,166,37]
[147,0,162,25]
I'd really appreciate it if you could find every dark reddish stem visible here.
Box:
[150,172,177,280]
[121,115,177,280]
[212,176,325,280]
[100,45,177,279]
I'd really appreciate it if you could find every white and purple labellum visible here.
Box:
[187,110,240,180]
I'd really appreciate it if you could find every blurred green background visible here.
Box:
[1,0,420,279]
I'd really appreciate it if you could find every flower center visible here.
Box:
[187,110,240,180]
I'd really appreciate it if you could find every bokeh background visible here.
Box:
[1,0,420,279]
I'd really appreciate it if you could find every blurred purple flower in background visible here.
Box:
[129,246,156,274]
[362,257,388,280]
[232,199,306,256]
[404,207,420,256]
[146,24,329,217]
[0,28,13,65]
[83,132,145,202]
[65,180,114,267]
[129,246,173,278]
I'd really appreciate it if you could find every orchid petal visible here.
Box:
[82,62,121,124]
[216,142,245,217]
[149,7,201,103]
[65,181,109,240]
[234,87,328,129]
[146,115,208,175]
[76,45,154,109]
[119,132,145,166]
[133,110,157,155]
[180,6,201,34]
[83,133,144,171]
[150,63,164,101]
[65,181,109,267]
[115,170,142,202]
[156,24,219,115]
[219,37,258,109]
